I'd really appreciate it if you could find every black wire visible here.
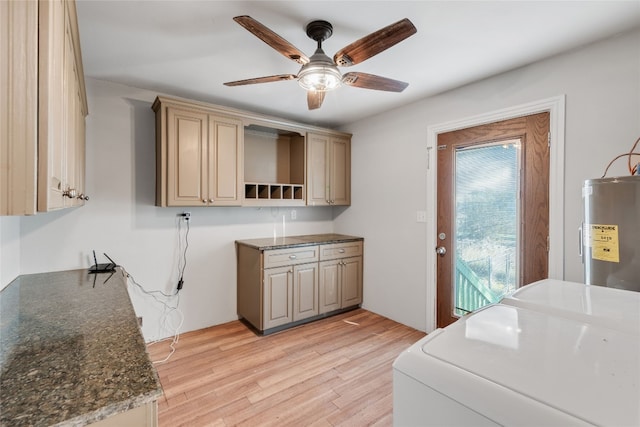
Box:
[180,219,190,281]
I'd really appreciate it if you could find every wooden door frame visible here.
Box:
[425,95,566,333]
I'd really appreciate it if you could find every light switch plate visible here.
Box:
[416,211,427,223]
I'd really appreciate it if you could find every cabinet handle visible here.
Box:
[289,255,297,260]
[77,193,89,201]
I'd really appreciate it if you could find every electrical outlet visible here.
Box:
[291,209,297,220]
[416,211,427,223]
[178,212,191,221]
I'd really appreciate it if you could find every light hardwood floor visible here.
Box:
[147,308,426,427]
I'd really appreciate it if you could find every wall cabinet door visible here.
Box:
[166,107,208,206]
[0,0,89,214]
[292,263,319,322]
[329,136,350,206]
[37,0,87,212]
[306,132,351,206]
[208,115,243,206]
[159,104,242,207]
[263,266,293,330]
[0,0,38,215]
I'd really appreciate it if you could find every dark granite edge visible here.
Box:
[52,389,164,427]
[235,234,364,250]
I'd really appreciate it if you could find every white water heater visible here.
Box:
[582,175,640,292]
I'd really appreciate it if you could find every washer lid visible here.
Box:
[421,304,639,427]
[502,279,640,334]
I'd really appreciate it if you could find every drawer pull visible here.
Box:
[289,255,297,260]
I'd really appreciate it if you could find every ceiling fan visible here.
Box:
[224,16,417,110]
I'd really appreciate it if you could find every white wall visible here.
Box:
[16,79,335,341]
[3,29,638,339]
[335,29,640,332]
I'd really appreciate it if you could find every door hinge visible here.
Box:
[547,235,550,252]
[438,145,447,151]
[548,132,551,148]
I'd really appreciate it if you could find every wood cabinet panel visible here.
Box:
[154,99,243,207]
[292,263,319,321]
[341,256,363,308]
[167,107,207,205]
[329,136,351,205]
[38,0,87,212]
[209,115,243,205]
[263,246,319,269]
[319,260,341,314]
[1,0,86,215]
[320,241,363,261]
[263,266,293,330]
[306,132,351,206]
[0,0,38,215]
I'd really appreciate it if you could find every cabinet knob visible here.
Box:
[63,188,77,198]
[209,199,214,203]
[202,199,207,204]
[77,193,89,201]
[289,255,297,260]
[339,249,345,253]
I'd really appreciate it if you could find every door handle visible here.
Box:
[435,246,447,257]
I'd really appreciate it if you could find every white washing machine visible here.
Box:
[393,281,640,426]
[501,278,640,334]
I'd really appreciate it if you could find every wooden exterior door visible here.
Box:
[436,113,550,327]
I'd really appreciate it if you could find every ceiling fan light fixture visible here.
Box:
[298,64,342,92]
[297,47,342,92]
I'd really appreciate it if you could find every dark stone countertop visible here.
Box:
[0,269,162,427]
[235,233,364,250]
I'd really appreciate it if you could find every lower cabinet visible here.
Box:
[236,237,363,334]
[319,256,363,314]
[263,262,319,330]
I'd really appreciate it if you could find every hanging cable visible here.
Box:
[600,136,640,178]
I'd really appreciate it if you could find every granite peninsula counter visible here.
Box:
[0,269,162,427]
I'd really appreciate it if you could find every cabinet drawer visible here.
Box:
[264,246,319,269]
[320,241,363,261]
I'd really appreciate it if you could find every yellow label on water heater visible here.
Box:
[588,224,620,263]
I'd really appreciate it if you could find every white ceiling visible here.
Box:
[76,1,640,128]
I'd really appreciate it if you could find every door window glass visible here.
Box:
[454,139,521,316]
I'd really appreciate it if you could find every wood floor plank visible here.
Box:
[149,308,426,426]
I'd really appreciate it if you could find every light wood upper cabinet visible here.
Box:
[154,95,351,208]
[0,0,87,215]
[306,132,351,206]
[154,98,243,207]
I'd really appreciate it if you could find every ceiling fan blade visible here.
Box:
[307,90,326,110]
[224,74,297,86]
[333,18,416,67]
[233,16,309,65]
[342,72,409,92]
